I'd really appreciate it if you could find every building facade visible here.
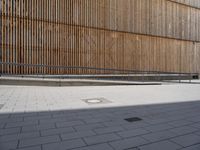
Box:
[1,0,200,74]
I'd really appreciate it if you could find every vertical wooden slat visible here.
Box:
[1,0,4,73]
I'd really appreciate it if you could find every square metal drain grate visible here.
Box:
[0,104,4,110]
[82,97,112,105]
[125,117,142,123]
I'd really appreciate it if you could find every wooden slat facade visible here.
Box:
[1,0,200,74]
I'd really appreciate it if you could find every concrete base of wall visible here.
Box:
[0,77,162,86]
[1,73,198,86]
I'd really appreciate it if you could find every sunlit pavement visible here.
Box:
[0,83,200,150]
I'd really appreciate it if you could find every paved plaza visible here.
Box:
[0,84,200,150]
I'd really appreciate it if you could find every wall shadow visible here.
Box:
[0,100,200,150]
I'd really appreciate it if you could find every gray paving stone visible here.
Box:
[0,131,40,142]
[42,139,86,150]
[61,130,96,140]
[75,114,93,119]
[0,123,5,129]
[94,126,124,134]
[171,134,200,147]
[10,113,37,118]
[56,120,84,128]
[117,128,149,138]
[109,137,149,150]
[22,123,56,132]
[83,133,121,145]
[181,144,200,150]
[74,123,105,131]
[0,141,18,150]
[144,118,169,125]
[168,120,194,127]
[39,117,67,124]
[24,115,52,121]
[103,120,130,127]
[143,123,174,132]
[6,120,38,128]
[72,143,113,150]
[0,127,21,136]
[52,113,76,118]
[142,130,177,142]
[38,112,54,116]
[40,127,75,136]
[83,118,111,124]
[91,113,114,119]
[122,121,150,130]
[195,131,200,136]
[19,135,60,148]
[190,123,200,129]
[13,146,41,150]
[124,148,139,150]
[0,114,10,119]
[187,116,200,122]
[169,126,198,136]
[0,117,23,123]
[139,140,182,150]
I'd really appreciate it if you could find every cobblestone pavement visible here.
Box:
[0,84,200,150]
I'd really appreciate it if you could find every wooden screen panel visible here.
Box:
[1,22,200,74]
[1,0,200,75]
[67,0,200,42]
[0,0,2,73]
[3,0,200,42]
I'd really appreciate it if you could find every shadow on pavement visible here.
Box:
[0,100,200,150]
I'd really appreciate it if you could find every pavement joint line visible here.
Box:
[179,143,200,150]
[18,136,61,149]
[140,131,200,147]
[168,138,187,148]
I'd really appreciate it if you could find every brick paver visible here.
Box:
[83,133,121,145]
[13,146,42,150]
[61,130,96,140]
[170,134,200,147]
[139,140,182,150]
[109,136,149,150]
[0,141,18,150]
[42,139,86,150]
[19,135,60,148]
[73,143,114,150]
[181,144,200,150]
[40,127,75,136]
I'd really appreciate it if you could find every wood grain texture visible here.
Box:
[0,0,200,74]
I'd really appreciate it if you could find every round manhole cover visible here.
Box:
[82,97,112,105]
[86,99,102,104]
